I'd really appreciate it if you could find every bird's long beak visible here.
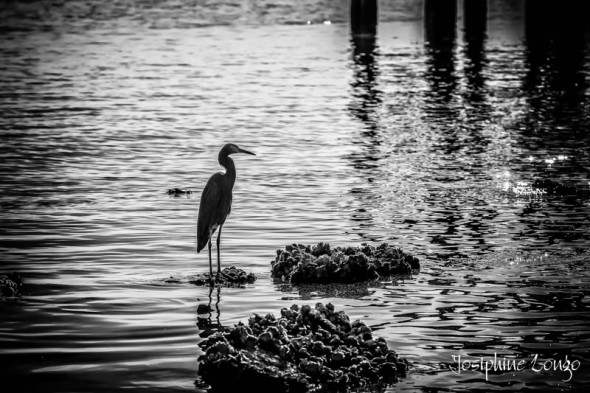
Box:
[238,148,256,156]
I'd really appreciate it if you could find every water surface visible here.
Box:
[1,1,590,391]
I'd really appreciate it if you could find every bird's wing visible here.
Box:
[197,174,222,252]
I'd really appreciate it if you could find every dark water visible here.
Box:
[1,0,590,391]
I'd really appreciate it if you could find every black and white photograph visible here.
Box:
[1,0,589,391]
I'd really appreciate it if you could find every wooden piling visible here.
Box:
[464,0,487,40]
[350,0,378,35]
[424,0,457,46]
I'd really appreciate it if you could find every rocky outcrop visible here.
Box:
[197,303,408,392]
[271,243,419,284]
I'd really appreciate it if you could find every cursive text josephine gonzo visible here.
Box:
[449,354,580,382]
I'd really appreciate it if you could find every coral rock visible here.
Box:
[271,243,419,284]
[190,266,256,287]
[197,303,407,392]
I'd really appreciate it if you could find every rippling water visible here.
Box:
[1,0,590,391]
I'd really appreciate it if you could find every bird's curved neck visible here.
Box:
[219,154,236,185]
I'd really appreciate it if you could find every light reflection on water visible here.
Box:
[1,0,590,392]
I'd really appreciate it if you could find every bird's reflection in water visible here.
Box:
[197,285,222,337]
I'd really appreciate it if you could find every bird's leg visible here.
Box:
[208,240,214,285]
[216,224,223,276]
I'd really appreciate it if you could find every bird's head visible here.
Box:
[221,143,256,157]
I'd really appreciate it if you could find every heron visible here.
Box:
[197,143,255,281]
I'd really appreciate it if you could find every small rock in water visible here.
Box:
[271,242,419,284]
[167,188,194,195]
[190,266,257,287]
[197,303,408,392]
[197,304,212,314]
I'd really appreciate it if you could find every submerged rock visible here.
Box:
[190,266,256,287]
[197,303,408,392]
[197,304,213,314]
[271,243,419,284]
[1,273,22,299]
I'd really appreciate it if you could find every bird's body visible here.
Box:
[196,143,255,281]
[197,172,234,253]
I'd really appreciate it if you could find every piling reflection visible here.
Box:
[344,0,589,256]
[347,23,384,242]
[521,0,590,139]
[422,0,471,258]
[462,0,490,117]
[348,29,383,165]
[512,1,590,247]
[423,0,458,111]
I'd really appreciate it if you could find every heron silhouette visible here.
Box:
[197,143,255,281]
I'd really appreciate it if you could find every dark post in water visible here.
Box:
[351,0,378,35]
[424,0,457,46]
[463,0,487,41]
